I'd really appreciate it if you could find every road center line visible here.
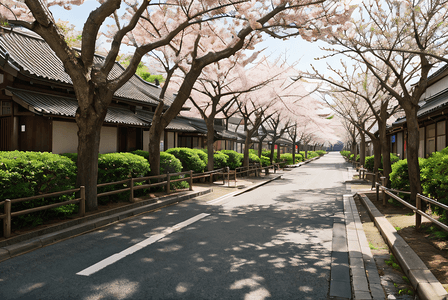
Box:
[76,213,210,276]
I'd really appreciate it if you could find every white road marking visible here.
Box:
[206,191,240,205]
[76,213,210,276]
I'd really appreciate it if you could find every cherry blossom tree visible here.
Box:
[316,0,448,202]
[2,0,352,211]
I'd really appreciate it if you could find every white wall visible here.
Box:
[52,121,117,154]
[52,121,78,154]
[143,129,150,151]
[99,126,117,154]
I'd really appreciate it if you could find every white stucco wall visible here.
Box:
[143,129,150,151]
[52,121,117,154]
[99,126,117,154]
[52,121,78,154]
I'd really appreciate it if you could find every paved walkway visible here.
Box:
[0,154,394,299]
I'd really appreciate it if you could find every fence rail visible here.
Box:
[1,161,287,239]
[374,181,448,233]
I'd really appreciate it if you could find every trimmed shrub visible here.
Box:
[364,153,400,172]
[191,148,208,166]
[280,153,301,165]
[389,158,425,202]
[421,147,448,223]
[0,151,77,229]
[249,153,261,164]
[219,150,243,169]
[60,152,78,163]
[130,150,149,160]
[165,147,206,173]
[213,152,229,169]
[97,153,151,203]
[340,150,351,158]
[316,150,327,156]
[259,155,270,167]
[160,152,189,190]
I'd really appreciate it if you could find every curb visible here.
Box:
[357,193,448,300]
[0,188,212,263]
[233,174,282,197]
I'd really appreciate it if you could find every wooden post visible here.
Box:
[129,178,135,203]
[227,167,230,187]
[3,199,11,239]
[79,186,86,217]
[274,164,277,174]
[166,173,170,194]
[189,170,193,191]
[416,194,422,229]
[376,182,379,202]
[381,177,386,206]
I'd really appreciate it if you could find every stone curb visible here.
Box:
[357,193,448,300]
[233,175,282,196]
[0,188,212,263]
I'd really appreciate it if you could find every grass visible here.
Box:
[385,254,401,271]
[394,226,402,231]
[369,242,378,250]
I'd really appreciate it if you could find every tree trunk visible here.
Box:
[305,144,308,159]
[76,121,102,212]
[148,122,164,176]
[292,142,296,163]
[243,134,252,167]
[75,92,110,212]
[277,145,280,161]
[206,118,215,171]
[270,142,275,164]
[378,115,392,187]
[359,128,366,167]
[372,138,381,174]
[404,106,422,203]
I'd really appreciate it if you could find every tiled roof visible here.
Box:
[0,28,171,107]
[393,88,448,125]
[7,87,149,126]
[135,110,199,132]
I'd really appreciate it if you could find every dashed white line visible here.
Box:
[76,213,210,276]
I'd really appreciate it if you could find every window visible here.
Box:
[437,121,446,151]
[0,101,11,116]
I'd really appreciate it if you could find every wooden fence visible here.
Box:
[0,162,284,239]
[375,179,448,232]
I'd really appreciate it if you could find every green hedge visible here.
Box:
[421,148,448,223]
[316,150,327,156]
[340,150,351,158]
[364,153,400,172]
[0,151,77,229]
[219,150,243,169]
[97,153,151,203]
[280,153,301,165]
[190,148,208,166]
[213,152,229,169]
[165,148,206,173]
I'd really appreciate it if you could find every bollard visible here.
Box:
[3,199,11,239]
[381,177,386,206]
[189,170,193,191]
[80,186,86,217]
[416,194,422,229]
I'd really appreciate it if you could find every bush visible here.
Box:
[0,151,77,229]
[219,150,243,169]
[213,152,229,169]
[259,155,270,167]
[165,147,206,173]
[316,150,326,156]
[340,150,351,158]
[421,147,448,223]
[60,152,78,163]
[130,149,149,160]
[249,153,261,164]
[97,153,151,203]
[160,152,189,190]
[190,148,208,166]
[364,153,400,172]
[389,158,425,202]
[280,153,301,165]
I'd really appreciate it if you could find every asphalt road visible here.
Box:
[0,152,349,300]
